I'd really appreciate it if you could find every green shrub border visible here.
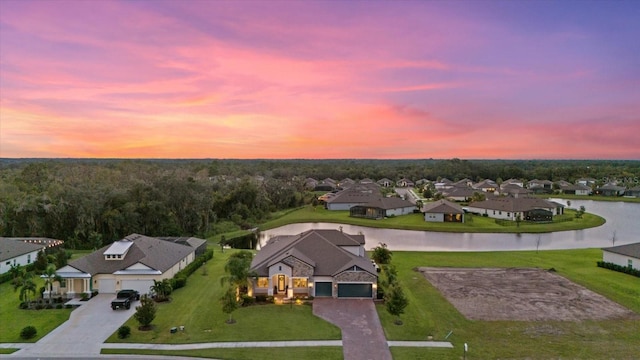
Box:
[597,261,640,277]
[170,249,214,290]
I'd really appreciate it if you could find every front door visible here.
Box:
[277,275,285,293]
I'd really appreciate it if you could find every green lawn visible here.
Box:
[106,249,341,344]
[0,279,73,343]
[258,206,605,233]
[378,250,640,360]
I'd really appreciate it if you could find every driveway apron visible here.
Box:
[14,294,136,357]
[313,298,392,360]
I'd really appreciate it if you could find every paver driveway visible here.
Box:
[13,294,136,357]
[313,298,392,360]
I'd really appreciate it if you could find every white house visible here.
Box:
[0,239,45,274]
[602,242,640,271]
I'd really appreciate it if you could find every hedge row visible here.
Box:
[597,261,640,277]
[171,248,214,290]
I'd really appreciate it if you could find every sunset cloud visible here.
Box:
[1,0,639,159]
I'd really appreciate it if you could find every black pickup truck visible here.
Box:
[111,289,140,310]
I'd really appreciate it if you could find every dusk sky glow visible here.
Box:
[1,0,639,159]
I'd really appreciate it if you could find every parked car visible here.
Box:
[111,289,140,310]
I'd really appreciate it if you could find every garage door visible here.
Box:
[121,279,154,295]
[98,279,116,294]
[337,283,372,298]
[315,282,333,297]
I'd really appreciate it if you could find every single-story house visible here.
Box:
[435,178,454,191]
[527,179,554,194]
[595,184,626,196]
[625,186,640,198]
[500,184,531,198]
[501,178,524,188]
[350,197,415,219]
[440,187,477,202]
[377,178,393,187]
[250,229,377,299]
[359,178,375,184]
[53,234,206,298]
[0,238,64,274]
[396,178,415,187]
[465,197,564,221]
[602,242,640,270]
[325,184,381,210]
[559,183,592,196]
[576,178,597,186]
[473,179,498,193]
[422,199,465,223]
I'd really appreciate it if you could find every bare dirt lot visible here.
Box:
[418,267,636,321]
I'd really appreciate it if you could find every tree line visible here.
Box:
[1,159,638,248]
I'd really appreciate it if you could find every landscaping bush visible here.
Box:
[255,295,268,303]
[56,304,63,309]
[20,326,37,339]
[240,294,255,307]
[597,261,640,277]
[171,275,187,290]
[117,325,131,339]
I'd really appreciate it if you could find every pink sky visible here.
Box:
[1,0,639,159]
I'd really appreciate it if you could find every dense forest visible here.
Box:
[1,158,638,248]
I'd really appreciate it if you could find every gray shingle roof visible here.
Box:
[358,197,414,210]
[422,199,464,214]
[251,230,374,277]
[0,238,46,262]
[602,242,640,259]
[468,197,561,212]
[68,234,196,275]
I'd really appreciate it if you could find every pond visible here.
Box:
[260,199,640,252]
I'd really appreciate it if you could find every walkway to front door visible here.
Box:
[313,298,392,360]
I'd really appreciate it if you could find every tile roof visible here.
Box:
[0,238,46,262]
[68,234,196,275]
[251,230,374,277]
[602,242,640,259]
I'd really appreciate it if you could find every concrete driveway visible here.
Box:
[313,298,392,360]
[13,294,136,357]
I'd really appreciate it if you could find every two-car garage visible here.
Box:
[337,283,373,298]
[96,278,154,295]
[314,281,373,298]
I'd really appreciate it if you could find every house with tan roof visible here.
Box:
[53,234,205,298]
[422,199,465,223]
[250,229,377,299]
[466,197,564,221]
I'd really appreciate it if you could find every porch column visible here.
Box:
[84,279,89,294]
[287,277,293,298]
[267,277,273,296]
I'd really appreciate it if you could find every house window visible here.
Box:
[60,279,66,288]
[629,259,633,268]
[493,210,496,215]
[5,261,9,266]
[293,278,308,288]
[257,277,269,288]
[507,213,510,217]
[27,254,31,264]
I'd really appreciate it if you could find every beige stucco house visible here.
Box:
[53,234,205,298]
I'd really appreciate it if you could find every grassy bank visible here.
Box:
[106,249,340,344]
[102,347,343,359]
[258,206,605,233]
[0,280,73,343]
[378,249,640,360]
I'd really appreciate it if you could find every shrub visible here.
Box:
[20,326,37,340]
[117,325,131,339]
[171,276,187,290]
[240,294,255,307]
[255,295,268,303]
[56,304,63,309]
[597,261,640,277]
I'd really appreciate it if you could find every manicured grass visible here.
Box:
[0,349,18,354]
[102,347,344,359]
[259,206,605,233]
[0,280,73,343]
[106,249,340,344]
[378,249,640,360]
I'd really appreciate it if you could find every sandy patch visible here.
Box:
[418,267,635,321]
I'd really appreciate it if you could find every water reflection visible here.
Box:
[260,199,640,252]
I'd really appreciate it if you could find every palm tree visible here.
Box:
[150,279,172,302]
[14,271,37,307]
[42,264,62,301]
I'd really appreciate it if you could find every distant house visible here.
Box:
[339,178,355,187]
[396,178,415,188]
[440,187,477,202]
[350,197,415,219]
[305,178,319,189]
[435,178,454,191]
[473,179,498,193]
[250,229,377,299]
[595,184,626,196]
[466,197,564,221]
[625,186,640,198]
[576,178,597,187]
[454,178,474,187]
[559,183,592,196]
[501,178,524,188]
[325,184,381,210]
[314,178,338,191]
[602,242,640,271]
[1,238,45,274]
[376,178,393,187]
[527,179,553,194]
[53,234,205,298]
[422,200,465,223]
[359,178,375,185]
[500,184,531,198]
[555,180,572,188]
